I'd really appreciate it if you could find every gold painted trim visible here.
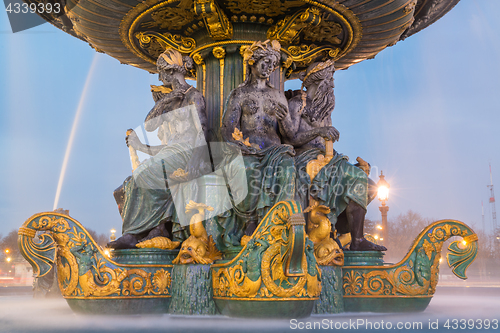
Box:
[357,0,412,21]
[85,0,129,15]
[343,219,476,270]
[360,31,407,41]
[81,33,123,41]
[67,0,121,21]
[239,45,247,81]
[343,295,432,298]
[212,201,298,268]
[201,63,206,96]
[193,53,206,96]
[75,15,120,28]
[120,0,185,67]
[360,11,412,25]
[298,1,362,61]
[21,212,175,269]
[74,21,118,33]
[347,0,372,10]
[355,0,398,16]
[213,46,226,124]
[362,17,414,35]
[65,295,172,300]
[189,40,255,57]
[213,296,318,301]
[463,234,478,242]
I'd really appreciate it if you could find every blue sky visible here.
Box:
[1,0,499,238]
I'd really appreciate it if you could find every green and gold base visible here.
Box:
[342,221,478,312]
[18,209,478,317]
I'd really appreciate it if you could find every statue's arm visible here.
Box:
[144,92,183,132]
[287,127,338,147]
[221,90,243,144]
[125,130,164,156]
[187,91,209,142]
[182,91,212,177]
[280,98,302,140]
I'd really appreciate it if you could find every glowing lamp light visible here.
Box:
[6,257,11,263]
[374,235,379,240]
[110,229,117,242]
[104,249,111,257]
[376,225,383,230]
[5,249,9,254]
[377,171,390,203]
[377,185,389,202]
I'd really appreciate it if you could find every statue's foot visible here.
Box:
[349,238,387,251]
[139,223,168,243]
[107,234,139,249]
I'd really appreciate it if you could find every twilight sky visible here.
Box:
[0,0,499,238]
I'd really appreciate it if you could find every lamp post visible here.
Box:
[377,171,390,246]
[110,229,117,242]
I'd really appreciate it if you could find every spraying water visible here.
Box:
[53,54,99,210]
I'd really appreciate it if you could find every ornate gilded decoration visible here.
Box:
[136,237,181,250]
[18,213,173,299]
[192,52,206,96]
[173,201,222,264]
[304,202,343,266]
[302,13,342,45]
[342,220,478,298]
[151,85,172,94]
[141,3,196,30]
[134,32,196,62]
[194,0,233,40]
[212,46,226,122]
[171,168,189,178]
[286,44,340,68]
[232,128,260,150]
[239,45,247,81]
[267,8,321,45]
[306,140,334,181]
[119,0,197,68]
[212,201,321,300]
[225,0,303,17]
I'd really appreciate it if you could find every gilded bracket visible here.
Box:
[135,31,196,59]
[194,0,233,40]
[267,7,321,45]
[286,44,340,68]
[192,53,206,96]
[213,46,226,123]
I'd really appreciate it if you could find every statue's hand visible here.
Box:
[318,126,339,142]
[152,91,164,102]
[274,102,289,120]
[125,129,143,150]
[355,157,370,176]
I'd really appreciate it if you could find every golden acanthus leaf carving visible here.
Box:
[225,0,303,17]
[302,13,343,45]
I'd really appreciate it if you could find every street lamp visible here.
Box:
[377,171,390,246]
[110,229,117,242]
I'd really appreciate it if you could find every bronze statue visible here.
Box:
[219,40,296,247]
[285,60,386,251]
[109,49,209,249]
